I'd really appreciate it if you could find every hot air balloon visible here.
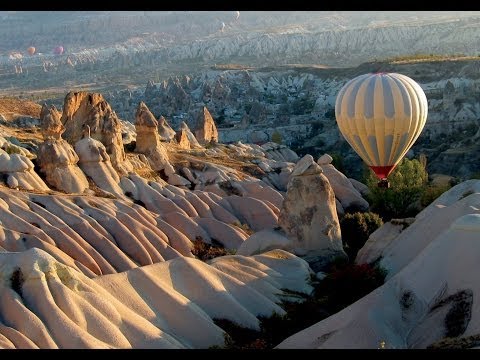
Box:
[335,72,428,187]
[27,46,35,55]
[53,46,64,55]
[220,22,226,32]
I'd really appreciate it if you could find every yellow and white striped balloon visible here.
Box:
[335,72,428,179]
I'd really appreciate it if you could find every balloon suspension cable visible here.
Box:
[377,178,390,189]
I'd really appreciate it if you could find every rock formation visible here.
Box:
[194,106,218,145]
[75,126,124,197]
[278,154,346,271]
[158,116,176,142]
[317,153,369,212]
[134,102,173,174]
[39,103,64,140]
[60,91,132,175]
[277,197,480,349]
[176,121,202,149]
[37,104,89,194]
[0,149,49,192]
[0,248,312,348]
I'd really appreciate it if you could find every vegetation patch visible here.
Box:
[10,267,25,299]
[365,158,428,221]
[192,237,235,261]
[340,212,383,260]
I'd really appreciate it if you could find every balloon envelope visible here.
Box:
[53,46,64,55]
[27,46,35,55]
[335,72,428,180]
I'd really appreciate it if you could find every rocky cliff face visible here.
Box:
[194,107,218,145]
[278,155,346,270]
[61,92,132,175]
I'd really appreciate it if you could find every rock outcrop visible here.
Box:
[277,208,480,349]
[176,121,202,149]
[317,154,369,212]
[134,102,173,174]
[0,149,49,192]
[194,106,218,145]
[278,155,346,271]
[37,104,89,194]
[75,126,124,197]
[39,103,64,140]
[158,116,176,142]
[60,91,132,175]
[0,248,312,348]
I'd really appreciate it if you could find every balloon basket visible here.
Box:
[377,179,390,189]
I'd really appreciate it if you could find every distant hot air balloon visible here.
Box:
[235,11,240,20]
[220,22,226,32]
[53,46,64,55]
[27,46,35,55]
[335,72,428,187]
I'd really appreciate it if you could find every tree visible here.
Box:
[365,157,428,220]
[271,129,283,144]
[340,212,383,260]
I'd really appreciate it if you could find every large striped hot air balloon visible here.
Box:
[335,72,428,186]
[27,46,36,55]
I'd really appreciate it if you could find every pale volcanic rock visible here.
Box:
[175,128,192,150]
[0,137,33,159]
[60,91,132,175]
[349,178,370,197]
[161,211,212,243]
[74,130,124,198]
[38,104,89,194]
[355,218,414,265]
[194,106,218,145]
[0,186,194,276]
[177,121,202,149]
[237,229,293,256]
[119,119,136,145]
[39,103,64,140]
[37,140,89,194]
[0,150,50,192]
[225,195,278,232]
[194,191,240,224]
[317,156,369,212]
[377,181,480,279]
[317,153,333,165]
[127,174,189,217]
[236,180,284,209]
[194,217,248,249]
[278,155,345,270]
[277,213,480,349]
[134,102,172,173]
[0,248,313,348]
[158,116,176,142]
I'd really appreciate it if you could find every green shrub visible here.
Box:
[340,212,383,260]
[330,152,345,174]
[365,158,428,220]
[271,129,282,144]
[420,184,451,207]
